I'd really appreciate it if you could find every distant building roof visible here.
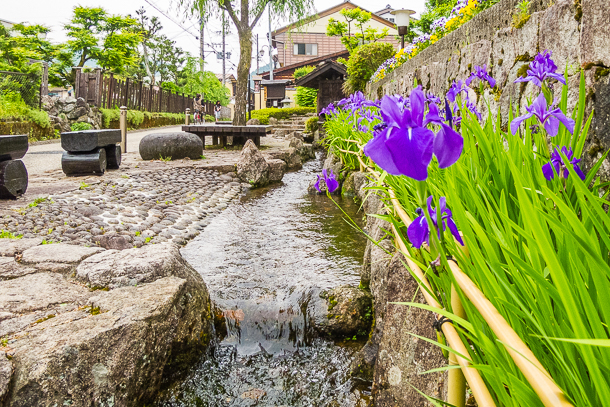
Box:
[261,49,349,80]
[215,73,236,82]
[375,4,394,15]
[272,1,398,35]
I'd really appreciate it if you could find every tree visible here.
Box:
[135,7,162,85]
[176,0,315,125]
[294,65,317,107]
[61,6,141,80]
[172,56,230,105]
[326,8,389,53]
[0,23,55,73]
[411,0,457,37]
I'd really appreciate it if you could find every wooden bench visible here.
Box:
[0,135,28,199]
[60,129,122,175]
[182,125,271,148]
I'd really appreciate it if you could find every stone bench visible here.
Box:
[182,124,271,148]
[60,129,122,175]
[0,135,28,199]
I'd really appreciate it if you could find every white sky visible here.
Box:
[2,0,426,76]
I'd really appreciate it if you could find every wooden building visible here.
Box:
[294,60,347,116]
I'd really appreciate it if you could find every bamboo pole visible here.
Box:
[447,260,574,407]
[448,284,466,407]
[387,179,573,407]
[391,224,497,407]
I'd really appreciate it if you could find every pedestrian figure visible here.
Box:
[193,94,203,124]
[214,101,222,122]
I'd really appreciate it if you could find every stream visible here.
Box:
[156,153,370,406]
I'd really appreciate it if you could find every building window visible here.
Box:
[388,17,395,22]
[293,43,318,56]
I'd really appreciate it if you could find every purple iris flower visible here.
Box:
[407,196,464,249]
[542,146,586,181]
[446,80,467,103]
[465,99,483,121]
[465,65,496,88]
[514,50,566,87]
[363,87,463,181]
[315,169,339,193]
[510,93,575,137]
[426,92,441,104]
[320,103,337,116]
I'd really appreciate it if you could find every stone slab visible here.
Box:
[0,272,91,314]
[21,243,104,265]
[60,129,121,152]
[0,238,42,257]
[0,135,28,161]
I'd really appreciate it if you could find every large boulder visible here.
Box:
[267,158,286,183]
[1,243,214,407]
[139,132,203,161]
[246,118,261,125]
[266,148,302,170]
[76,243,200,289]
[312,285,373,338]
[236,139,269,187]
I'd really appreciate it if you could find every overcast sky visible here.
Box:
[3,0,426,76]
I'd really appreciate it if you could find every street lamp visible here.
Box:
[391,9,416,50]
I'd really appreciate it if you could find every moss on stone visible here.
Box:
[35,314,55,324]
[589,143,604,158]
[515,53,533,62]
[595,67,610,81]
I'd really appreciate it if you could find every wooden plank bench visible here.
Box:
[182,125,271,148]
[0,135,29,199]
[60,129,122,175]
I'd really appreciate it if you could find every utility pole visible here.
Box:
[256,34,259,74]
[222,10,226,85]
[268,5,273,80]
[199,16,205,72]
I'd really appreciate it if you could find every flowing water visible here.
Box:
[156,153,370,407]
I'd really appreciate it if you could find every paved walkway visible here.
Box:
[3,126,287,214]
[23,126,184,177]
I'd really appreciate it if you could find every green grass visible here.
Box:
[79,182,90,190]
[324,69,610,406]
[0,230,22,239]
[28,197,49,208]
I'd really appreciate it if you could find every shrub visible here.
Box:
[305,116,319,133]
[294,66,318,107]
[344,42,395,94]
[100,108,185,129]
[250,107,315,125]
[70,122,93,131]
[343,42,395,94]
[0,91,51,128]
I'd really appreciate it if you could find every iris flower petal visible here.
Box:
[544,116,560,137]
[424,102,444,126]
[386,127,434,181]
[363,130,403,175]
[434,124,464,168]
[407,215,429,249]
[510,112,534,135]
[410,87,426,127]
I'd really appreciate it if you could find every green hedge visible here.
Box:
[100,108,185,129]
[250,107,315,125]
[305,116,319,133]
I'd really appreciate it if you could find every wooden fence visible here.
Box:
[73,67,214,115]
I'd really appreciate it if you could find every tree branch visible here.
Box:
[220,1,240,30]
[251,0,270,29]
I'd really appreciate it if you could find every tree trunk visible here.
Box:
[234,27,252,126]
[142,44,155,86]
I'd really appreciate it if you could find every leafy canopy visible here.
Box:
[326,8,389,53]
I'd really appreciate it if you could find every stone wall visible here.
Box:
[42,96,103,133]
[367,0,610,177]
[344,167,448,406]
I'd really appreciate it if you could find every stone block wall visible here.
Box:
[367,0,610,177]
